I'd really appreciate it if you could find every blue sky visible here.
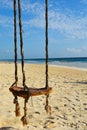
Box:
[0,0,87,59]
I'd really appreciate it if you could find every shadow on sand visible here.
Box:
[64,81,87,84]
[0,127,19,130]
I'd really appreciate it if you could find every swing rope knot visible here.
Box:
[21,100,29,125]
[14,96,21,116]
[21,115,29,126]
[45,94,51,115]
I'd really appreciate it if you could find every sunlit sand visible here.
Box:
[0,63,87,130]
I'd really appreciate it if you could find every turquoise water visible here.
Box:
[1,57,87,69]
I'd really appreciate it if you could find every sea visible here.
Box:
[1,57,87,69]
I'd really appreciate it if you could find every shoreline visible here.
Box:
[0,61,87,72]
[49,64,87,71]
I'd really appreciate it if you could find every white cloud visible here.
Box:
[0,0,44,14]
[48,10,87,39]
[0,0,13,10]
[21,1,44,14]
[67,46,87,55]
[49,37,58,44]
[81,46,87,51]
[23,7,87,39]
[0,15,13,36]
[0,15,13,26]
[80,0,87,4]
[0,0,44,28]
[67,48,81,53]
[22,1,86,39]
[1,1,87,39]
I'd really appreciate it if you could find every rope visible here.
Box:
[45,0,51,115]
[18,0,29,99]
[11,0,21,117]
[14,0,18,85]
[18,0,26,88]
[45,0,48,89]
[21,99,29,125]
[18,0,29,125]
[10,0,18,88]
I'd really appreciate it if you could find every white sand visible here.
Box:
[0,63,87,130]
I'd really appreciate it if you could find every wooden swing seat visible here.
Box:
[9,86,52,99]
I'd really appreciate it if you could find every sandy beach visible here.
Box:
[0,63,87,130]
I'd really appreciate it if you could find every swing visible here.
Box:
[9,0,52,125]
